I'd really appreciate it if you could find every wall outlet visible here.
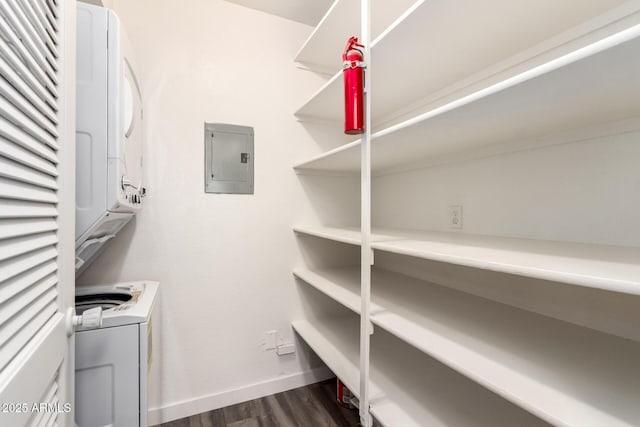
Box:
[449,205,463,229]
[264,330,277,350]
[277,343,296,356]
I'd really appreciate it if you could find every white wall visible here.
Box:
[77,1,359,423]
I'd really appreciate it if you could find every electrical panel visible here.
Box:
[204,123,254,194]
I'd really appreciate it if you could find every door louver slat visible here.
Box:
[0,94,58,148]
[0,2,58,86]
[0,247,57,284]
[0,157,58,189]
[4,0,58,70]
[12,0,58,60]
[28,0,58,48]
[0,232,57,262]
[41,0,57,33]
[0,58,58,123]
[0,32,57,108]
[0,121,58,163]
[0,199,57,219]
[0,77,58,136]
[0,177,57,203]
[0,219,57,240]
[0,288,57,371]
[0,137,57,176]
[45,0,57,19]
[0,259,56,304]
[0,274,56,326]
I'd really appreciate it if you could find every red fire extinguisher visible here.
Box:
[343,36,365,135]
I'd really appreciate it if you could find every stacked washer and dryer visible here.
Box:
[75,3,158,427]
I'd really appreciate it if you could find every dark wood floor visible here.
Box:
[160,379,361,427]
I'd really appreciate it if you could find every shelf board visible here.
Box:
[293,225,363,245]
[295,266,640,426]
[372,228,640,295]
[294,0,417,74]
[295,71,343,122]
[292,224,398,246]
[371,268,640,427]
[294,0,358,74]
[293,225,640,295]
[293,267,364,314]
[292,139,360,173]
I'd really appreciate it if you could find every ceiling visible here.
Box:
[224,0,333,26]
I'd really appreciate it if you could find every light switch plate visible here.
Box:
[264,330,277,350]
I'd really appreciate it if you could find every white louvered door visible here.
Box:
[0,0,75,426]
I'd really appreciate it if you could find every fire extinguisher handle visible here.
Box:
[342,36,365,60]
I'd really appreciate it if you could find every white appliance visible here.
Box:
[75,281,158,427]
[75,3,145,274]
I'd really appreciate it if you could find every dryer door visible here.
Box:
[117,58,144,209]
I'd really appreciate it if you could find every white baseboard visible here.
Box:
[148,366,334,425]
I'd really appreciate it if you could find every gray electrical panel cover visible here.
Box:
[204,123,254,194]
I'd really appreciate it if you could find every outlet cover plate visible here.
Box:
[449,205,463,229]
[264,330,277,350]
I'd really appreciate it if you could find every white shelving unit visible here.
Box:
[295,25,640,173]
[294,0,639,125]
[292,1,640,425]
[294,266,640,426]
